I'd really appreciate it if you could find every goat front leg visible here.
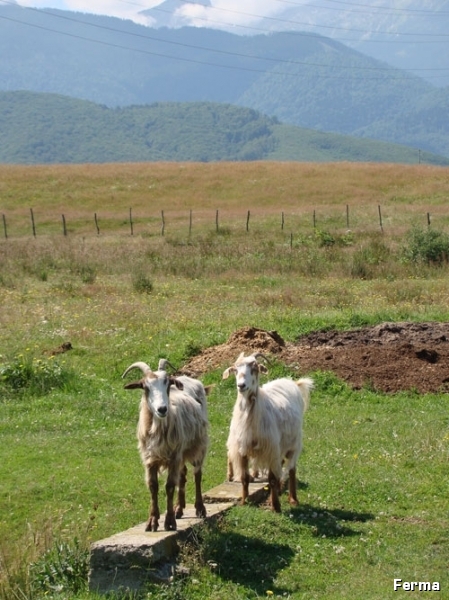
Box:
[287,467,299,506]
[164,467,178,531]
[240,455,250,505]
[268,469,282,513]
[175,465,187,519]
[145,464,160,532]
[193,466,206,518]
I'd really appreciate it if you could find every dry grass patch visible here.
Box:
[2,162,449,237]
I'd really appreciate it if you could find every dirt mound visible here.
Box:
[181,327,284,376]
[182,322,449,394]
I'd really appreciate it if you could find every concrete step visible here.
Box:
[88,480,269,594]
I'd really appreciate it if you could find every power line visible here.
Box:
[1,1,448,82]
[168,0,449,38]
[138,0,449,44]
[9,0,449,41]
[4,4,448,74]
[150,0,447,45]
[272,0,449,17]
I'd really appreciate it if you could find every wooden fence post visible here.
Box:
[62,214,67,236]
[346,204,350,229]
[189,209,192,236]
[94,213,100,235]
[216,209,219,233]
[129,208,134,236]
[2,214,7,239]
[313,210,316,229]
[427,212,431,227]
[378,205,383,233]
[161,210,165,236]
[30,208,36,237]
[281,211,284,230]
[246,210,250,232]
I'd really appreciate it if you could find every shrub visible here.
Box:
[0,355,75,398]
[402,226,449,265]
[315,228,335,247]
[77,264,97,284]
[132,271,154,294]
[351,249,371,280]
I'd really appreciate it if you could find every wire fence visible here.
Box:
[0,205,435,240]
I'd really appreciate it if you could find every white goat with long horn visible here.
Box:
[123,360,210,532]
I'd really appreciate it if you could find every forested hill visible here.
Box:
[1,92,447,166]
[1,4,449,158]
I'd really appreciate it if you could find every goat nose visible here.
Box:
[238,383,246,391]
[158,406,168,417]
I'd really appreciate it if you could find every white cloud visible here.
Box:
[16,1,161,23]
[13,1,305,29]
[174,1,282,30]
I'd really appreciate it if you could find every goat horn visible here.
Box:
[122,361,152,379]
[157,358,177,372]
[253,352,272,365]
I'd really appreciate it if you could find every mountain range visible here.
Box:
[142,0,449,88]
[3,91,447,165]
[0,3,448,161]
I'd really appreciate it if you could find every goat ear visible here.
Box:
[204,384,215,396]
[222,367,235,380]
[171,377,184,390]
[259,364,268,374]
[124,380,144,390]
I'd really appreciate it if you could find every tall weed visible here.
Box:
[30,538,89,597]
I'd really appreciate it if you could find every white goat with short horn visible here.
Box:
[123,359,210,532]
[223,352,313,512]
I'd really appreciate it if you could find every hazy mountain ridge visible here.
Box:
[1,4,449,158]
[143,0,449,87]
[2,91,447,165]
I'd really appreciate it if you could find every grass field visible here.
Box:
[1,162,449,599]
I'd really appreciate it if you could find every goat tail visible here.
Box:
[296,377,314,412]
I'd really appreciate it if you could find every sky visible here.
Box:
[11,0,307,28]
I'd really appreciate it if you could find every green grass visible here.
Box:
[1,162,449,599]
[125,376,449,600]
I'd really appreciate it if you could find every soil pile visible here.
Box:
[182,323,449,394]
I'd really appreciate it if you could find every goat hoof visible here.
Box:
[164,516,177,531]
[195,503,207,518]
[145,519,159,532]
[175,506,184,519]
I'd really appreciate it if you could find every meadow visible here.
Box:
[1,161,449,599]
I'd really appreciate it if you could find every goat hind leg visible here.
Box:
[287,467,299,506]
[193,466,206,518]
[268,469,281,513]
[227,456,234,481]
[240,456,250,505]
[175,465,187,519]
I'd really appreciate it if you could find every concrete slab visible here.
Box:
[204,479,269,504]
[89,503,232,593]
[88,481,269,594]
